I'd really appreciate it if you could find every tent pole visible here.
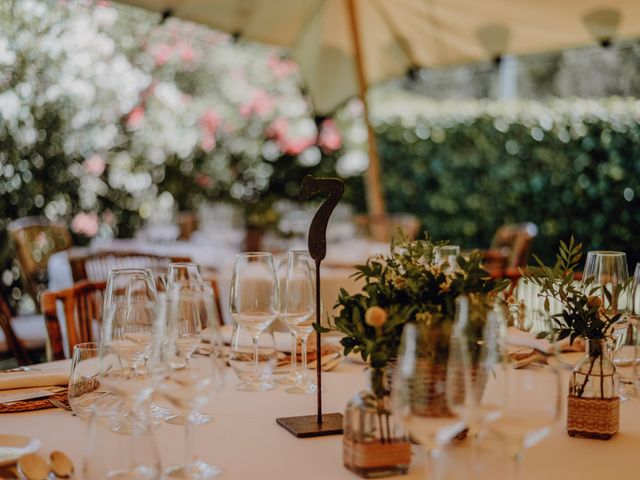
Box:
[346,0,387,241]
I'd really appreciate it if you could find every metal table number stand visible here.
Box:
[276,175,345,438]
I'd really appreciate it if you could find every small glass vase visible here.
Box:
[567,339,620,439]
[343,369,410,478]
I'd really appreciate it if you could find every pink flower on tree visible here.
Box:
[266,54,298,79]
[195,174,214,188]
[240,89,275,118]
[318,119,342,152]
[150,43,174,66]
[178,41,196,65]
[84,154,106,176]
[199,109,221,152]
[126,106,145,129]
[71,212,99,237]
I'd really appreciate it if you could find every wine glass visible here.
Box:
[434,245,460,272]
[165,262,213,425]
[100,268,160,435]
[482,308,561,480]
[159,280,225,479]
[229,252,279,392]
[168,262,203,286]
[280,251,317,395]
[392,323,467,479]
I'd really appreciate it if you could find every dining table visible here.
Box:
[3,356,640,480]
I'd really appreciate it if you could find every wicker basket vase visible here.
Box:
[567,339,619,440]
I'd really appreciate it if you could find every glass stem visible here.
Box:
[185,413,195,466]
[290,332,298,378]
[300,335,308,384]
[424,447,435,480]
[252,334,260,383]
[513,452,524,480]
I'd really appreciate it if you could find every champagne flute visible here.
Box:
[229,252,279,392]
[280,251,316,395]
[159,280,225,479]
[392,323,467,479]
[274,257,299,386]
[165,262,212,425]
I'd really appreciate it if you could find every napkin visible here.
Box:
[0,365,69,391]
[506,327,584,354]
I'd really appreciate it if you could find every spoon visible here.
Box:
[17,453,49,480]
[49,451,74,478]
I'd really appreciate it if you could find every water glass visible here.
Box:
[68,342,117,419]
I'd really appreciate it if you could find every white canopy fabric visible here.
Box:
[118,0,640,115]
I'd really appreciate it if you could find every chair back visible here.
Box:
[68,250,191,282]
[490,222,538,269]
[41,280,105,360]
[8,217,72,303]
[0,293,31,365]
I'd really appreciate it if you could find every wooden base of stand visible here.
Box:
[276,413,344,438]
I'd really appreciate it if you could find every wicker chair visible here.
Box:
[8,217,72,305]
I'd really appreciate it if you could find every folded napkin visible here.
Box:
[506,327,584,354]
[0,364,69,391]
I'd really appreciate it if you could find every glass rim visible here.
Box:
[586,250,627,257]
[107,267,153,275]
[236,251,273,258]
[168,261,201,268]
[73,341,99,351]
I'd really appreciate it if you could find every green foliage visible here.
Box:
[330,235,508,397]
[523,237,623,343]
[366,96,640,266]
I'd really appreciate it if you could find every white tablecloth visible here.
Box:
[3,360,640,479]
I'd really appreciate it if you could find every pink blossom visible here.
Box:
[72,212,99,237]
[126,106,145,129]
[196,174,213,188]
[101,210,115,226]
[84,154,106,176]
[318,119,342,152]
[267,54,298,79]
[178,41,196,64]
[150,43,174,66]
[200,109,221,135]
[200,134,216,152]
[268,117,289,139]
[240,89,275,118]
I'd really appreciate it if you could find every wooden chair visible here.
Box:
[0,293,31,365]
[41,281,106,360]
[68,250,191,283]
[41,278,223,360]
[482,222,538,280]
[8,217,72,304]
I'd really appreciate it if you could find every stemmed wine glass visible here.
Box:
[279,251,316,395]
[229,252,279,391]
[165,262,212,425]
[481,308,561,480]
[158,280,225,479]
[392,323,467,479]
[583,251,631,396]
[98,267,161,475]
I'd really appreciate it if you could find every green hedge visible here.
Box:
[367,96,640,266]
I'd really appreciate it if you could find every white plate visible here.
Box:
[0,435,41,467]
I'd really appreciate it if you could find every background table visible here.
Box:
[3,359,640,479]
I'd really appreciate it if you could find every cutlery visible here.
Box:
[17,453,49,480]
[49,451,74,478]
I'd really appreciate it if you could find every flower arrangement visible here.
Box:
[522,237,625,398]
[330,235,509,399]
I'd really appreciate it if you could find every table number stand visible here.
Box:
[276,176,345,438]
